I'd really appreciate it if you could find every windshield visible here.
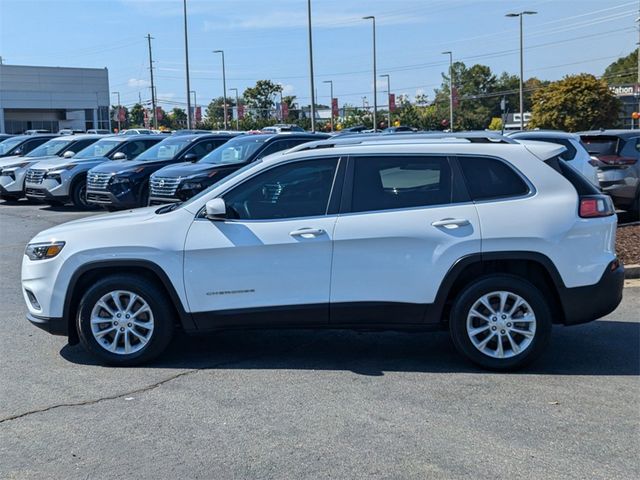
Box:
[200,136,267,165]
[581,136,619,156]
[136,138,191,161]
[26,138,73,157]
[0,137,24,155]
[74,139,122,159]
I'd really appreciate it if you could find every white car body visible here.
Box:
[21,137,624,368]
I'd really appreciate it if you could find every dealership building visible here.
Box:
[0,64,111,134]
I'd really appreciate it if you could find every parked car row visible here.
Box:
[21,131,623,369]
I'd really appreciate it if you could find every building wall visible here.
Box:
[0,65,110,133]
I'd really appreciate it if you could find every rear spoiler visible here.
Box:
[516,139,567,161]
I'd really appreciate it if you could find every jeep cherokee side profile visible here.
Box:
[21,136,623,370]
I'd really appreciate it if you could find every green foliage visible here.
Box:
[243,80,283,119]
[203,96,237,129]
[128,103,145,127]
[603,50,638,85]
[529,74,621,132]
[488,117,503,131]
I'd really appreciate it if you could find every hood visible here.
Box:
[152,161,234,179]
[29,156,109,170]
[31,206,159,241]
[0,154,60,169]
[90,159,166,175]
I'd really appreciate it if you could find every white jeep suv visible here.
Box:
[21,135,624,370]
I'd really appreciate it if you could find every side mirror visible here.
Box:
[14,149,23,156]
[63,151,75,159]
[183,153,198,162]
[205,198,226,220]
[112,152,127,161]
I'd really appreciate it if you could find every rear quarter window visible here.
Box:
[458,156,530,201]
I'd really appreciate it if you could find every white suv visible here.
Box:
[21,136,624,370]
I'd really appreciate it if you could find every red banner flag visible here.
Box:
[389,93,396,113]
[155,107,164,122]
[117,107,126,122]
[331,98,339,118]
[237,104,245,120]
[195,106,202,123]
[281,102,289,120]
[452,87,459,108]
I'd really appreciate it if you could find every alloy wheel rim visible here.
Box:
[90,290,154,355]
[466,290,536,359]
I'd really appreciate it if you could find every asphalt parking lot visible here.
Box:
[0,201,638,480]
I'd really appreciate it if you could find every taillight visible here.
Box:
[597,155,637,166]
[579,195,615,218]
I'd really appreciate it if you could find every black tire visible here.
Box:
[0,194,20,203]
[70,177,91,210]
[449,274,552,371]
[76,275,174,366]
[139,182,150,207]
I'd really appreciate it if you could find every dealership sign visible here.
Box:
[610,84,639,97]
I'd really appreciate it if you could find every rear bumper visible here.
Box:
[27,312,67,336]
[560,260,624,326]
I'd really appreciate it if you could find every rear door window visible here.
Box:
[350,156,452,212]
[458,156,530,201]
[580,136,619,156]
[188,139,227,160]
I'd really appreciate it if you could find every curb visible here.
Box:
[625,264,640,279]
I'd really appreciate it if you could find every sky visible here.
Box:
[0,0,636,111]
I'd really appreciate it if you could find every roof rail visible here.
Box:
[288,131,516,153]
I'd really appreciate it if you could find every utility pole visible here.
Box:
[442,51,454,131]
[323,80,334,132]
[213,50,228,129]
[307,0,316,132]
[183,0,192,129]
[379,74,390,128]
[506,11,537,131]
[363,16,377,131]
[230,87,240,130]
[147,34,157,129]
[636,10,639,129]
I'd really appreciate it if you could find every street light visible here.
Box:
[213,50,228,130]
[111,91,121,132]
[506,10,537,130]
[379,74,390,129]
[323,80,334,132]
[229,87,240,130]
[441,51,454,132]
[190,90,197,127]
[307,0,316,132]
[363,15,377,131]
[183,0,192,129]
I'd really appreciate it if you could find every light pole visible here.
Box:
[506,10,537,130]
[213,50,228,130]
[379,74,390,128]
[111,91,121,131]
[363,15,377,131]
[190,90,197,127]
[441,51,454,131]
[323,80,334,132]
[307,0,316,132]
[183,0,192,129]
[229,88,240,130]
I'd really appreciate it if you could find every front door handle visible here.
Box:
[290,227,325,238]
[431,218,470,229]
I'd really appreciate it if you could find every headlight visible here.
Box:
[181,181,202,190]
[25,241,65,261]
[110,176,131,185]
[46,164,76,177]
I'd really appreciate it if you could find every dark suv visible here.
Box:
[149,133,329,204]
[0,134,58,158]
[86,133,238,210]
[580,130,640,216]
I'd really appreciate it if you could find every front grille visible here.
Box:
[25,169,46,185]
[87,172,112,190]
[150,176,181,197]
[86,192,112,204]
[25,188,46,198]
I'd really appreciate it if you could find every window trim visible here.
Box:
[455,153,535,204]
[195,156,345,222]
[339,153,470,215]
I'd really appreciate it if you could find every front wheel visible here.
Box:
[76,275,174,366]
[70,178,91,210]
[449,275,552,371]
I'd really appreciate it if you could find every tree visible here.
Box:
[243,80,282,119]
[167,108,187,129]
[128,103,145,127]
[204,96,237,129]
[603,51,638,85]
[529,74,621,131]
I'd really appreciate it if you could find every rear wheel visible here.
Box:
[449,275,552,371]
[76,275,174,366]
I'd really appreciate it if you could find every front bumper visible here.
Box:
[86,186,139,209]
[27,312,67,336]
[560,260,624,325]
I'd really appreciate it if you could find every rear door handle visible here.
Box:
[431,218,470,228]
[290,228,325,238]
